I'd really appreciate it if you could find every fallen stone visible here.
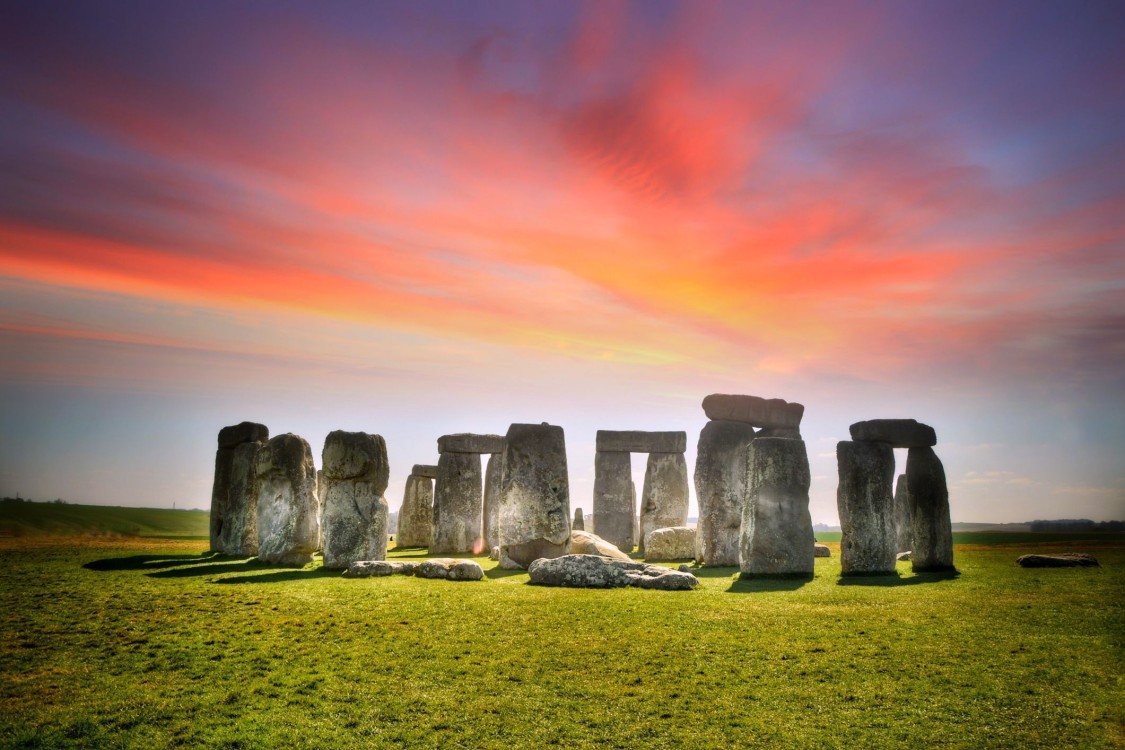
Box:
[907,447,955,572]
[814,543,831,557]
[595,430,687,454]
[572,507,585,531]
[217,421,270,450]
[343,560,419,577]
[527,554,699,590]
[411,464,439,479]
[592,451,634,553]
[740,438,815,577]
[837,440,897,575]
[211,426,267,556]
[639,452,689,554]
[489,546,500,561]
[645,526,696,561]
[482,453,503,552]
[568,529,631,562]
[255,433,319,565]
[438,433,506,455]
[1017,553,1099,568]
[702,394,804,429]
[896,551,912,561]
[416,558,484,581]
[431,452,483,554]
[678,563,693,573]
[498,423,571,569]
[321,431,390,569]
[893,473,913,554]
[694,420,756,566]
[396,474,434,548]
[849,419,937,448]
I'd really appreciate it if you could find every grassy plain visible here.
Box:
[0,501,208,540]
[0,529,1122,748]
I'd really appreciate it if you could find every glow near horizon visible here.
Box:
[0,1,1122,523]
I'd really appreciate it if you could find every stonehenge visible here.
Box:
[498,423,571,569]
[255,433,319,565]
[739,437,815,578]
[431,433,502,554]
[836,440,896,575]
[906,446,955,572]
[694,419,757,566]
[320,430,390,569]
[572,507,585,531]
[210,421,269,555]
[593,430,687,554]
[396,468,435,548]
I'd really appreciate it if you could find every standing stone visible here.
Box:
[432,452,483,554]
[315,469,326,552]
[836,440,896,575]
[694,420,757,565]
[255,433,319,565]
[638,452,689,554]
[739,438,814,578]
[907,447,955,572]
[396,474,434,548]
[498,423,571,569]
[592,451,634,552]
[893,473,913,554]
[482,453,503,552]
[320,431,390,569]
[210,422,269,555]
[572,507,585,531]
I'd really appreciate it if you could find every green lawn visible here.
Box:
[0,534,1122,749]
[0,501,208,540]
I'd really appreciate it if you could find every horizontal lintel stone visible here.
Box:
[702,394,804,429]
[596,430,687,454]
[437,433,506,454]
[411,464,439,479]
[849,419,936,448]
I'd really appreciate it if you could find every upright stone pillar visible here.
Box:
[210,421,269,555]
[255,433,319,565]
[694,420,757,565]
[498,423,571,569]
[320,430,390,569]
[592,451,634,552]
[572,507,585,531]
[739,438,814,578]
[432,452,483,554]
[907,447,954,572]
[639,452,689,553]
[483,453,503,552]
[397,474,434,548]
[893,474,913,553]
[836,440,896,575]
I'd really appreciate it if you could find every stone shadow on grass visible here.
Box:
[83,552,224,572]
[686,566,740,579]
[836,569,960,587]
[145,559,269,578]
[727,574,813,593]
[212,567,340,584]
[484,566,527,580]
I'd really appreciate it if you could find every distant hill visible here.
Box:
[0,499,209,539]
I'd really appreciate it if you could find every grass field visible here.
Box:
[0,511,1122,748]
[0,501,208,540]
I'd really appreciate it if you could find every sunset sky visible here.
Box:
[2,1,1122,524]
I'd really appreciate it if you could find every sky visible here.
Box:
[1,0,1123,525]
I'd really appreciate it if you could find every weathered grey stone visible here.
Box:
[1016,553,1099,568]
[438,433,506,455]
[595,430,687,454]
[756,427,802,439]
[343,560,419,577]
[907,447,955,572]
[568,529,631,561]
[498,423,571,569]
[416,558,484,581]
[211,435,265,556]
[739,438,814,577]
[893,473,913,554]
[592,451,634,552]
[217,421,269,450]
[678,563,693,573]
[320,431,390,569]
[814,543,831,557]
[896,551,912,561]
[431,452,483,554]
[849,419,937,448]
[694,420,756,566]
[255,433,319,565]
[411,464,439,479]
[527,554,699,590]
[315,469,326,552]
[572,507,585,531]
[482,453,503,552]
[639,452,689,554]
[489,546,500,561]
[395,475,433,548]
[837,440,897,575]
[645,526,696,561]
[702,394,804,429]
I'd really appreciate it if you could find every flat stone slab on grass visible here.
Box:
[437,434,506,454]
[417,558,485,580]
[343,560,420,577]
[702,394,804,429]
[645,526,696,561]
[528,554,699,590]
[595,430,687,454]
[568,530,631,561]
[1017,553,1099,568]
[849,419,937,448]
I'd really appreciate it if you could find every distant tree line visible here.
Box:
[1029,519,1125,532]
[2,496,66,504]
